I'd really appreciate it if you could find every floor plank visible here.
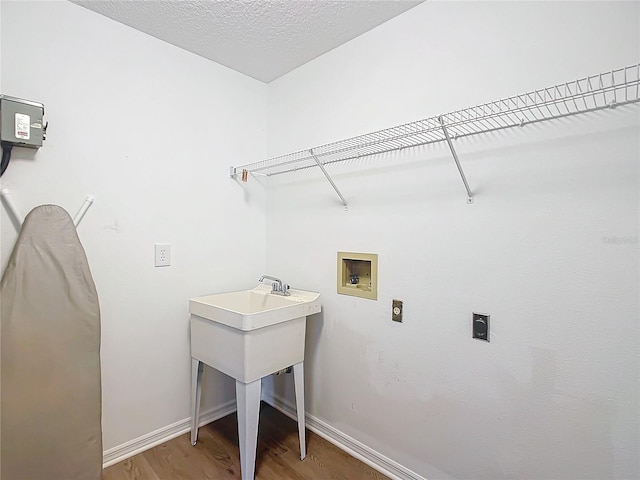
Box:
[102,455,160,480]
[103,402,389,480]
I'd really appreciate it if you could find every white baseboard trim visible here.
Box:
[262,392,427,480]
[102,400,237,468]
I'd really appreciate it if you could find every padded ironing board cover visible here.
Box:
[1,205,102,480]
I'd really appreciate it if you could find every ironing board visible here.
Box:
[1,205,102,480]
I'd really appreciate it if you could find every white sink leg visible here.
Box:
[236,379,261,480]
[190,358,204,445]
[293,361,306,460]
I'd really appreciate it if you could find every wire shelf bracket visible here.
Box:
[230,64,640,206]
[438,116,473,204]
[309,149,348,209]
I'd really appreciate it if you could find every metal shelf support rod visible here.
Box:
[0,188,23,230]
[73,195,94,227]
[438,116,474,204]
[0,188,95,231]
[309,149,348,208]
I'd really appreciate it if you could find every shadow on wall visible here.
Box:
[265,309,324,408]
[394,346,616,480]
[269,320,616,480]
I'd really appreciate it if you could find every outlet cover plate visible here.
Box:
[155,243,171,267]
[473,312,489,342]
[392,299,403,322]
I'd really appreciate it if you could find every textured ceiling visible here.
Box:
[71,0,423,83]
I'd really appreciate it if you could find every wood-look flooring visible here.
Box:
[103,402,389,480]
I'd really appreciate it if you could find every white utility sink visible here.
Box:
[189,283,321,480]
[190,284,321,331]
[189,284,320,383]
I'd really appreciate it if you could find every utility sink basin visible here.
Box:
[189,284,321,331]
[189,284,321,383]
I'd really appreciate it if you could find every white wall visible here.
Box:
[1,2,638,479]
[0,1,267,451]
[265,2,639,479]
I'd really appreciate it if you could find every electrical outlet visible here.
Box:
[473,312,489,342]
[155,243,171,267]
[392,299,403,322]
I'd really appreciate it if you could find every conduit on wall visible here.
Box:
[231,63,640,206]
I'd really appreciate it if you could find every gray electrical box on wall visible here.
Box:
[0,95,45,148]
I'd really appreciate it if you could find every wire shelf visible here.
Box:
[232,64,640,179]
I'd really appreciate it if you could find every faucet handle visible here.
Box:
[282,283,290,295]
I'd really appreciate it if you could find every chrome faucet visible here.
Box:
[259,275,290,296]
